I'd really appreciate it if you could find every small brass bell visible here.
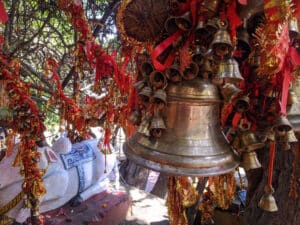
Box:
[239,130,265,151]
[166,64,182,83]
[287,90,299,113]
[153,89,167,110]
[289,17,299,40]
[138,86,152,107]
[220,83,242,102]
[213,58,244,85]
[141,61,154,78]
[150,115,166,138]
[241,151,262,171]
[149,71,168,89]
[195,20,206,38]
[233,95,250,113]
[286,130,298,143]
[273,115,293,137]
[236,21,251,62]
[137,116,151,137]
[211,23,234,60]
[258,185,278,212]
[262,88,279,98]
[200,58,213,79]
[128,108,142,126]
[165,17,178,34]
[248,48,261,68]
[192,46,203,65]
[175,11,192,31]
[237,0,264,20]
[200,0,220,18]
[133,80,146,91]
[182,62,199,80]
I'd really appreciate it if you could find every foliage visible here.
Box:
[1,0,121,129]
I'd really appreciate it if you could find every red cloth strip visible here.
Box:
[268,141,276,187]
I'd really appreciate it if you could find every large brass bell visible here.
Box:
[124,79,239,176]
[211,23,234,60]
[213,58,244,85]
[258,185,278,212]
[241,151,261,171]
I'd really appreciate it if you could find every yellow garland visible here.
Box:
[211,172,236,210]
[167,177,198,225]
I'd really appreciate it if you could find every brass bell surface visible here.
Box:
[220,83,242,102]
[258,186,278,212]
[124,79,239,176]
[241,151,262,171]
[213,59,244,85]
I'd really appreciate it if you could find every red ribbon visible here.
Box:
[280,67,291,116]
[226,1,242,44]
[268,141,276,187]
[232,112,242,128]
[0,0,8,23]
[238,0,247,5]
[151,31,182,71]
